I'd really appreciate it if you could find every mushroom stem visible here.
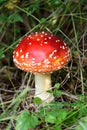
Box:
[35,73,54,103]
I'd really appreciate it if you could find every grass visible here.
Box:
[0,0,87,130]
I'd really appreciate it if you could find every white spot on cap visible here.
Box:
[26,52,29,58]
[57,66,61,69]
[35,32,38,35]
[20,49,22,53]
[48,37,51,39]
[47,61,51,64]
[49,50,57,58]
[32,62,36,66]
[44,38,47,40]
[65,51,69,56]
[20,55,24,59]
[38,69,42,72]
[56,39,60,42]
[43,59,50,64]
[43,59,49,63]
[45,33,47,35]
[29,42,32,45]
[34,69,37,72]
[67,59,69,62]
[32,58,35,60]
[28,35,31,38]
[16,44,19,47]
[23,62,30,67]
[16,51,19,57]
[32,60,35,64]
[60,46,65,49]
[40,43,43,46]
[61,62,64,64]
[44,42,48,44]
[62,46,65,49]
[41,35,43,37]
[51,34,53,36]
[28,64,31,67]
[54,49,57,52]
[37,62,41,66]
[42,31,45,34]
[53,56,57,59]
[64,55,68,58]
[37,38,40,41]
[13,58,21,65]
[27,37,29,40]
[49,53,53,58]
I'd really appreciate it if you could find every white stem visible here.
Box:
[35,73,54,103]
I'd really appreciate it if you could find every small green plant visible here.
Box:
[53,83,62,97]
[33,97,42,105]
[16,110,39,130]
[75,116,87,130]
[0,49,5,59]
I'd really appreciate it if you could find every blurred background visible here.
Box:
[0,0,87,130]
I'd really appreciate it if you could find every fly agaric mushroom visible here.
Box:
[13,32,70,103]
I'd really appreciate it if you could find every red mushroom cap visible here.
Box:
[13,32,70,73]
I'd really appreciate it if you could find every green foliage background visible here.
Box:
[0,0,87,130]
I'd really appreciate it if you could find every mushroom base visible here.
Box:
[34,73,54,103]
